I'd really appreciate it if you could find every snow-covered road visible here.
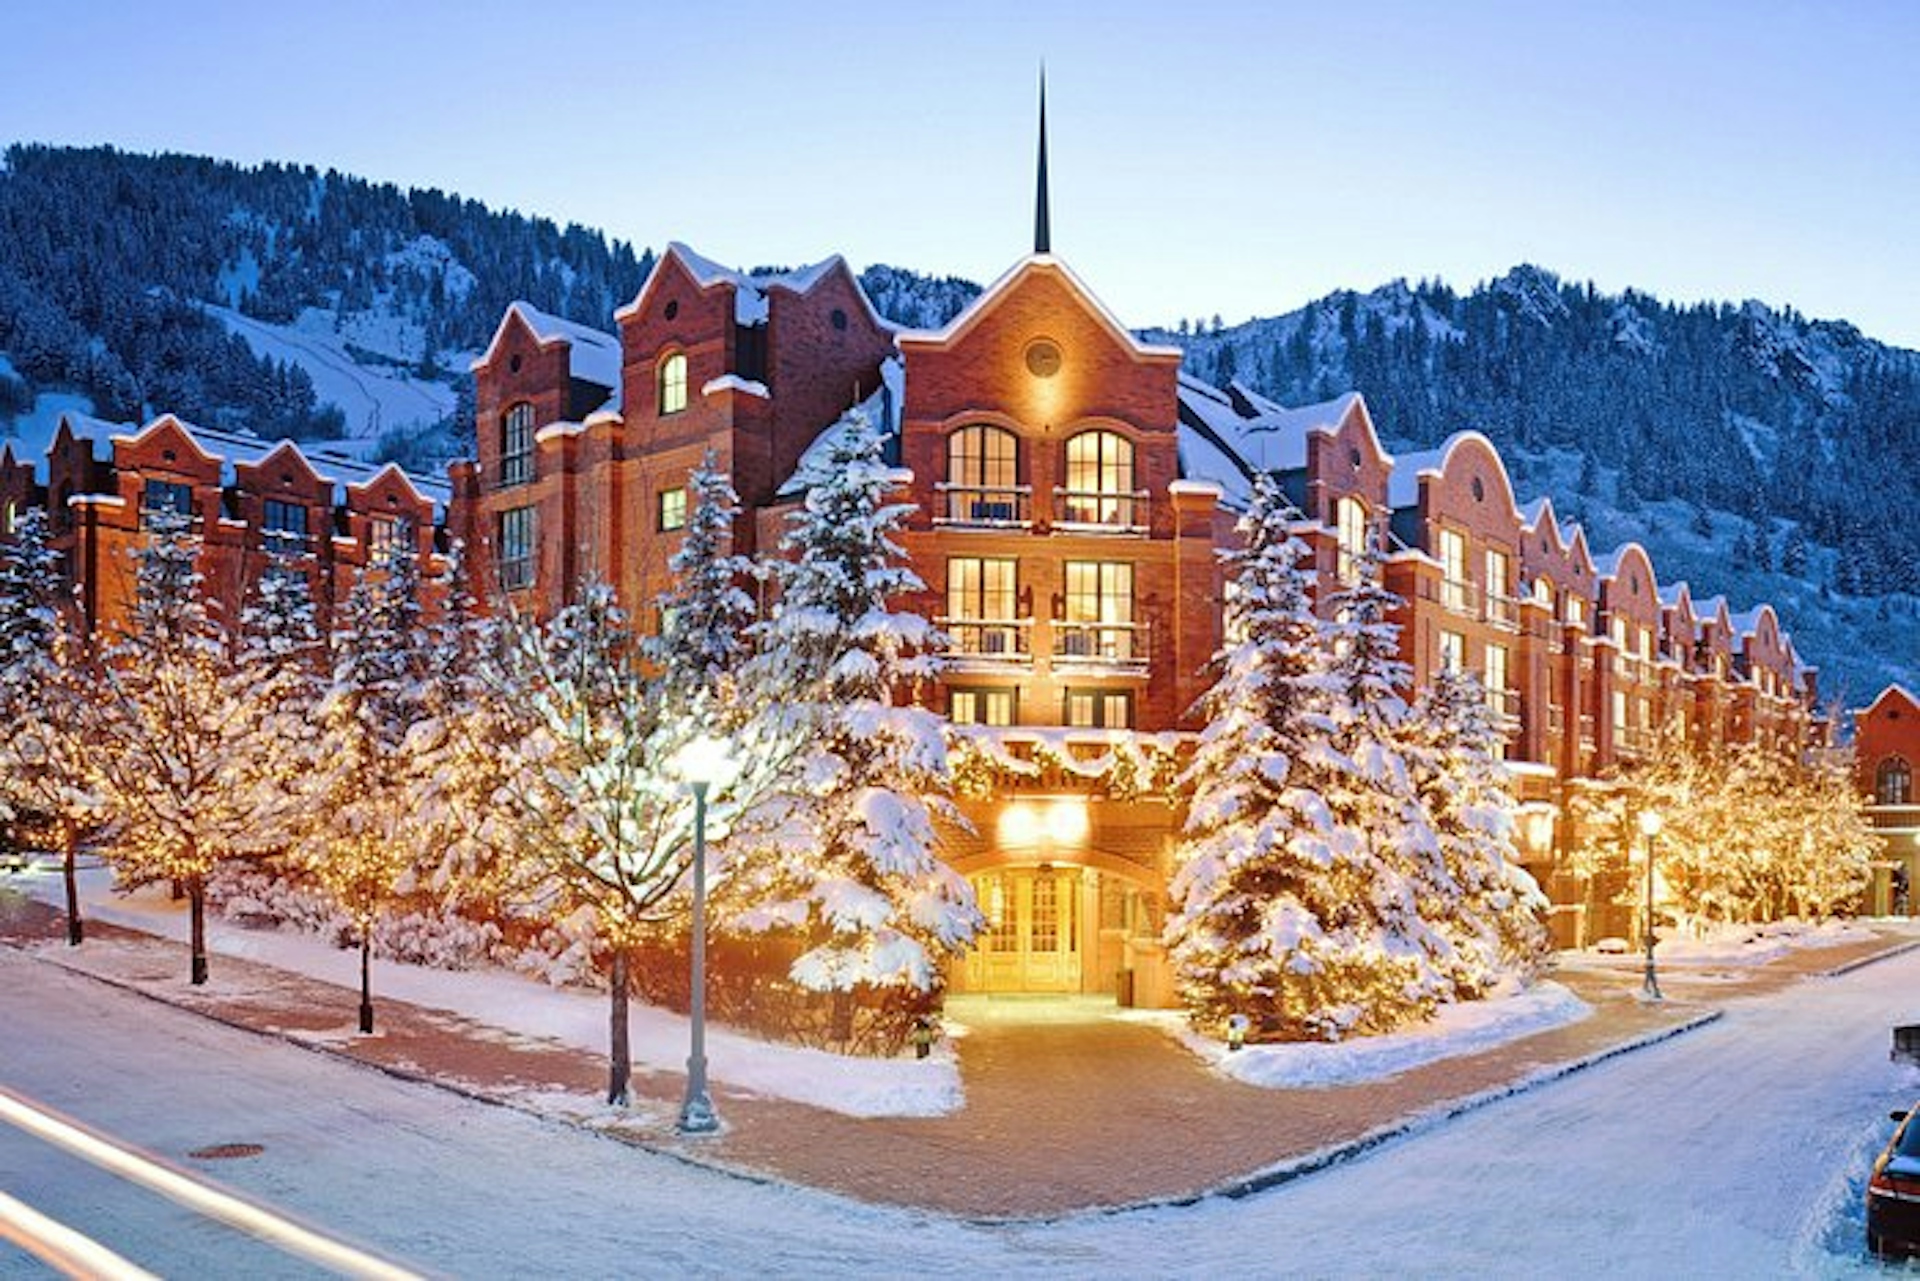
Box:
[2,946,1910,1277]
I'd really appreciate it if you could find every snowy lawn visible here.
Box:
[18,866,960,1119]
[1581,917,1876,967]
[1145,981,1591,1088]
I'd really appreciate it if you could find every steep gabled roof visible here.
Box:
[896,254,1181,361]
[616,243,890,334]
[472,301,621,389]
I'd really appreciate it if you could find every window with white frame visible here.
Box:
[658,352,688,415]
[368,516,403,566]
[658,486,688,532]
[1439,528,1469,612]
[947,424,1021,522]
[1485,642,1509,710]
[1439,629,1465,672]
[947,557,1020,656]
[497,505,536,592]
[500,402,535,487]
[1061,561,1135,660]
[1485,548,1510,600]
[1062,430,1136,526]
[1335,496,1368,585]
[262,499,308,555]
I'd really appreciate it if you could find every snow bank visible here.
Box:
[1165,981,1591,1088]
[21,868,960,1119]
[1586,918,1873,967]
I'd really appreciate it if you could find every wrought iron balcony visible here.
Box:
[1053,488,1149,533]
[1052,620,1150,669]
[937,617,1035,667]
[934,483,1032,528]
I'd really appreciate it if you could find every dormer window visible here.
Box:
[501,402,535,487]
[659,352,689,415]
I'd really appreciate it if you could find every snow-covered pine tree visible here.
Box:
[732,409,981,1045]
[1165,474,1355,1039]
[648,450,757,709]
[1313,537,1456,1035]
[300,521,433,1031]
[0,507,95,944]
[1409,667,1549,993]
[91,512,274,984]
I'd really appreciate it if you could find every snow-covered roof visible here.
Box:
[777,357,906,499]
[1519,495,1554,529]
[1657,581,1692,608]
[1859,684,1920,717]
[473,301,622,390]
[1728,605,1775,639]
[1384,430,1516,515]
[1592,544,1652,581]
[1175,374,1363,479]
[898,254,1182,360]
[625,242,857,329]
[76,411,451,515]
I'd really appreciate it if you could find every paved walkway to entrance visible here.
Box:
[3,890,1909,1219]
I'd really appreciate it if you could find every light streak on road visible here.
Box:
[0,1187,160,1280]
[0,1084,422,1280]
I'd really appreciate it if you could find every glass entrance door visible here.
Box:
[967,868,1081,993]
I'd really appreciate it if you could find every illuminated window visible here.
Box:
[1062,430,1136,526]
[1065,688,1133,729]
[3,502,15,534]
[1061,561,1134,661]
[950,687,1015,726]
[1612,689,1628,733]
[946,558,1020,656]
[947,425,1020,522]
[1485,643,1509,707]
[500,402,535,487]
[658,352,688,415]
[1485,548,1510,599]
[1878,757,1912,806]
[367,516,402,566]
[1438,528,1469,612]
[1567,596,1586,628]
[1335,496,1367,584]
[262,499,308,555]
[1439,629,1465,672]
[497,505,536,592]
[658,486,688,532]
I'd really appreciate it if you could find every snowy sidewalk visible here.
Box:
[4,889,1911,1219]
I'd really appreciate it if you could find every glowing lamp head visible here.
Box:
[676,734,735,789]
[1639,810,1664,839]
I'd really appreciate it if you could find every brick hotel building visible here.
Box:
[0,211,1825,1006]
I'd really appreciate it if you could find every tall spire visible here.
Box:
[1034,67,1051,255]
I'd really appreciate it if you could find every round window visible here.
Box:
[1472,476,1486,502]
[509,354,522,373]
[1348,445,1362,468]
[1025,338,1063,378]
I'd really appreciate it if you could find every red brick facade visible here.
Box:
[1856,686,1920,912]
[0,240,1830,998]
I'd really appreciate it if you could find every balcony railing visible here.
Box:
[1440,577,1477,617]
[1487,686,1521,735]
[1485,593,1522,631]
[937,617,1035,666]
[1053,488,1149,533]
[1052,620,1150,669]
[934,483,1032,528]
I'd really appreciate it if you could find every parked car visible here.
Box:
[1867,1104,1920,1257]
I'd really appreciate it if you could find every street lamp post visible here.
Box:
[1639,809,1664,1001]
[675,733,733,1136]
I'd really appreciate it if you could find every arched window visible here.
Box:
[1062,430,1136,527]
[1880,757,1914,807]
[658,352,688,415]
[1335,495,1368,584]
[946,425,1020,523]
[500,402,535,487]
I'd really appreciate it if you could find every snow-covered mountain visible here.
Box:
[0,146,1908,707]
[1156,265,1919,706]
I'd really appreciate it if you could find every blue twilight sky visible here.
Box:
[4,0,1917,348]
